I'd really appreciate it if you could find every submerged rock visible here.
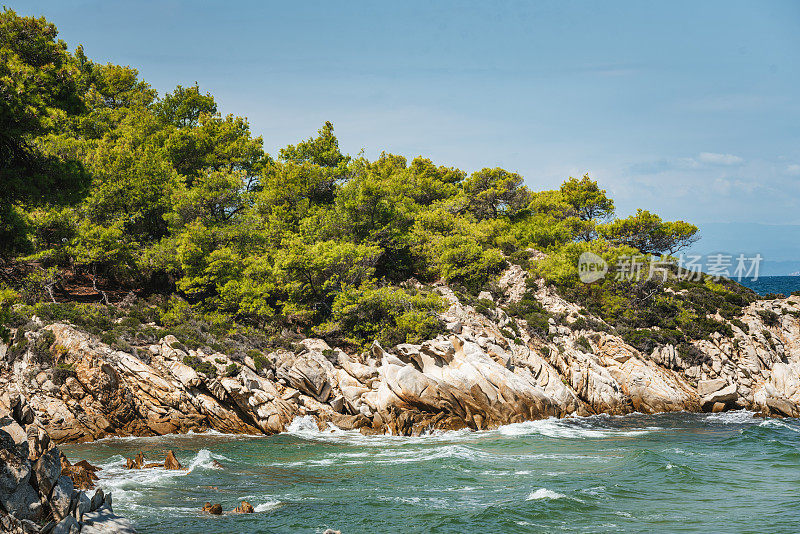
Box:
[202,502,223,515]
[232,500,254,513]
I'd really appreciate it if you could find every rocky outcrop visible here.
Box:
[123,451,183,471]
[1,268,799,442]
[231,501,254,514]
[0,393,135,533]
[201,503,222,515]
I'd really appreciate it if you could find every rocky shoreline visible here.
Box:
[1,267,799,446]
[0,393,135,534]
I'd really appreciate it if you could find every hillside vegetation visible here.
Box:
[0,9,761,357]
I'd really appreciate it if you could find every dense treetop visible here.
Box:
[3,9,748,356]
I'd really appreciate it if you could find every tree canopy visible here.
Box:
[0,9,710,349]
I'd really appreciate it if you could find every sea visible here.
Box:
[61,412,800,533]
[738,275,800,296]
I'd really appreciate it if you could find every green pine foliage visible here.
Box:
[0,9,759,355]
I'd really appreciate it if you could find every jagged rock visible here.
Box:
[125,452,144,470]
[0,482,42,521]
[33,445,61,496]
[77,490,92,518]
[164,450,182,470]
[50,475,74,520]
[26,424,51,461]
[232,500,254,513]
[91,488,105,511]
[2,272,800,441]
[61,457,100,490]
[52,515,80,534]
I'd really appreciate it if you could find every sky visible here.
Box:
[16,0,800,264]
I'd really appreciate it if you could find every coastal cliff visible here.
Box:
[2,266,799,443]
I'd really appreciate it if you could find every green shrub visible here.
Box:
[253,354,269,372]
[318,282,444,347]
[224,363,240,377]
[505,289,552,339]
[475,298,495,318]
[730,318,748,333]
[183,355,217,377]
[32,329,56,365]
[757,309,780,327]
[575,336,593,353]
[100,331,118,346]
[52,363,77,386]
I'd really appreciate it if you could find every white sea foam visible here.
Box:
[759,418,800,432]
[526,488,567,500]
[706,410,758,424]
[91,447,229,507]
[254,500,282,512]
[283,416,475,446]
[495,417,653,439]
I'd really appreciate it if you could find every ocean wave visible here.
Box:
[495,417,655,439]
[526,488,567,500]
[759,418,800,433]
[705,410,758,424]
[283,415,475,446]
[92,428,251,443]
[254,500,282,512]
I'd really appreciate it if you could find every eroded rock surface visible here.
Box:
[0,393,134,533]
[2,268,800,442]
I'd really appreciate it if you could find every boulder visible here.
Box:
[0,417,29,459]
[0,481,42,521]
[81,505,137,534]
[0,430,32,495]
[91,488,105,511]
[702,383,738,408]
[697,378,727,397]
[50,475,74,520]
[52,515,80,534]
[33,446,62,496]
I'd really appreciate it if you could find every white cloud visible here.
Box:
[697,152,744,166]
[786,164,800,176]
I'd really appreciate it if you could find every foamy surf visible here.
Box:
[495,417,655,439]
[705,410,758,424]
[526,488,567,500]
[254,501,282,512]
[283,415,475,446]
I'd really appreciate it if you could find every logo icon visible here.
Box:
[578,252,608,283]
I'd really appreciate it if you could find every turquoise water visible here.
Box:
[739,275,800,296]
[60,412,800,533]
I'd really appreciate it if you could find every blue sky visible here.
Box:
[18,1,800,258]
